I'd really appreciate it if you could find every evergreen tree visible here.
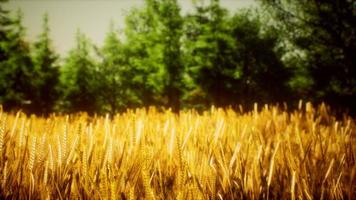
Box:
[158,0,184,112]
[58,31,99,113]
[0,9,35,112]
[31,13,59,114]
[123,1,165,107]
[97,23,139,114]
[0,0,12,62]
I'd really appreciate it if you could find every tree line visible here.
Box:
[0,0,355,115]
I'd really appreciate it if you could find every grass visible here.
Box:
[0,102,355,199]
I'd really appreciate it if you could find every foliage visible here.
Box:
[158,0,184,112]
[122,2,165,107]
[0,10,35,112]
[96,23,140,113]
[183,0,236,108]
[122,0,185,112]
[229,9,292,105]
[58,31,99,113]
[31,13,59,114]
[0,0,11,61]
[183,1,291,109]
[259,0,356,113]
[0,0,355,115]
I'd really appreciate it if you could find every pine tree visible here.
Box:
[0,0,12,62]
[123,0,185,111]
[97,23,139,114]
[31,13,59,114]
[158,0,184,112]
[0,9,35,112]
[123,1,165,107]
[58,31,99,113]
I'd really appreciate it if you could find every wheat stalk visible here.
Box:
[0,113,5,159]
[291,170,296,200]
[29,136,37,172]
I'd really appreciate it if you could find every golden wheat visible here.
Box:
[0,103,354,199]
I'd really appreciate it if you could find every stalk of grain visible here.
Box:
[302,176,312,199]
[267,141,280,185]
[0,113,5,160]
[128,185,135,200]
[99,171,108,200]
[163,118,169,137]
[110,181,117,200]
[10,111,20,138]
[267,141,280,199]
[291,170,296,200]
[29,171,35,197]
[298,100,303,110]
[323,159,334,184]
[28,136,37,171]
[208,171,216,200]
[48,144,54,171]
[182,126,192,150]
[168,126,175,157]
[320,158,334,200]
[192,176,204,200]
[19,118,25,148]
[2,161,7,188]
[142,164,155,200]
[176,135,186,200]
[43,160,48,185]
[295,125,305,157]
[38,134,47,163]
[82,147,88,180]
[66,134,79,165]
[213,119,224,146]
[87,123,94,164]
[333,171,343,198]
[57,135,62,167]
[135,119,143,146]
[103,117,109,149]
[229,142,241,170]
[107,139,113,164]
[141,146,155,200]
[62,123,68,165]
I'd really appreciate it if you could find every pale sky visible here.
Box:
[4,0,255,55]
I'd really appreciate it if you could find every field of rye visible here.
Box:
[0,102,355,200]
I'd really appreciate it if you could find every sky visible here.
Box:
[4,0,255,55]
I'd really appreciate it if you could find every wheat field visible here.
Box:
[0,102,355,199]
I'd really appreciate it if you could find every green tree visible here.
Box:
[96,23,140,114]
[183,1,291,108]
[0,9,35,112]
[183,0,238,107]
[58,31,99,113]
[0,0,12,62]
[229,10,291,105]
[31,13,59,114]
[123,0,187,111]
[158,0,184,112]
[260,0,356,113]
[123,2,165,107]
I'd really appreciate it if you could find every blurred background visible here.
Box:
[0,0,355,115]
